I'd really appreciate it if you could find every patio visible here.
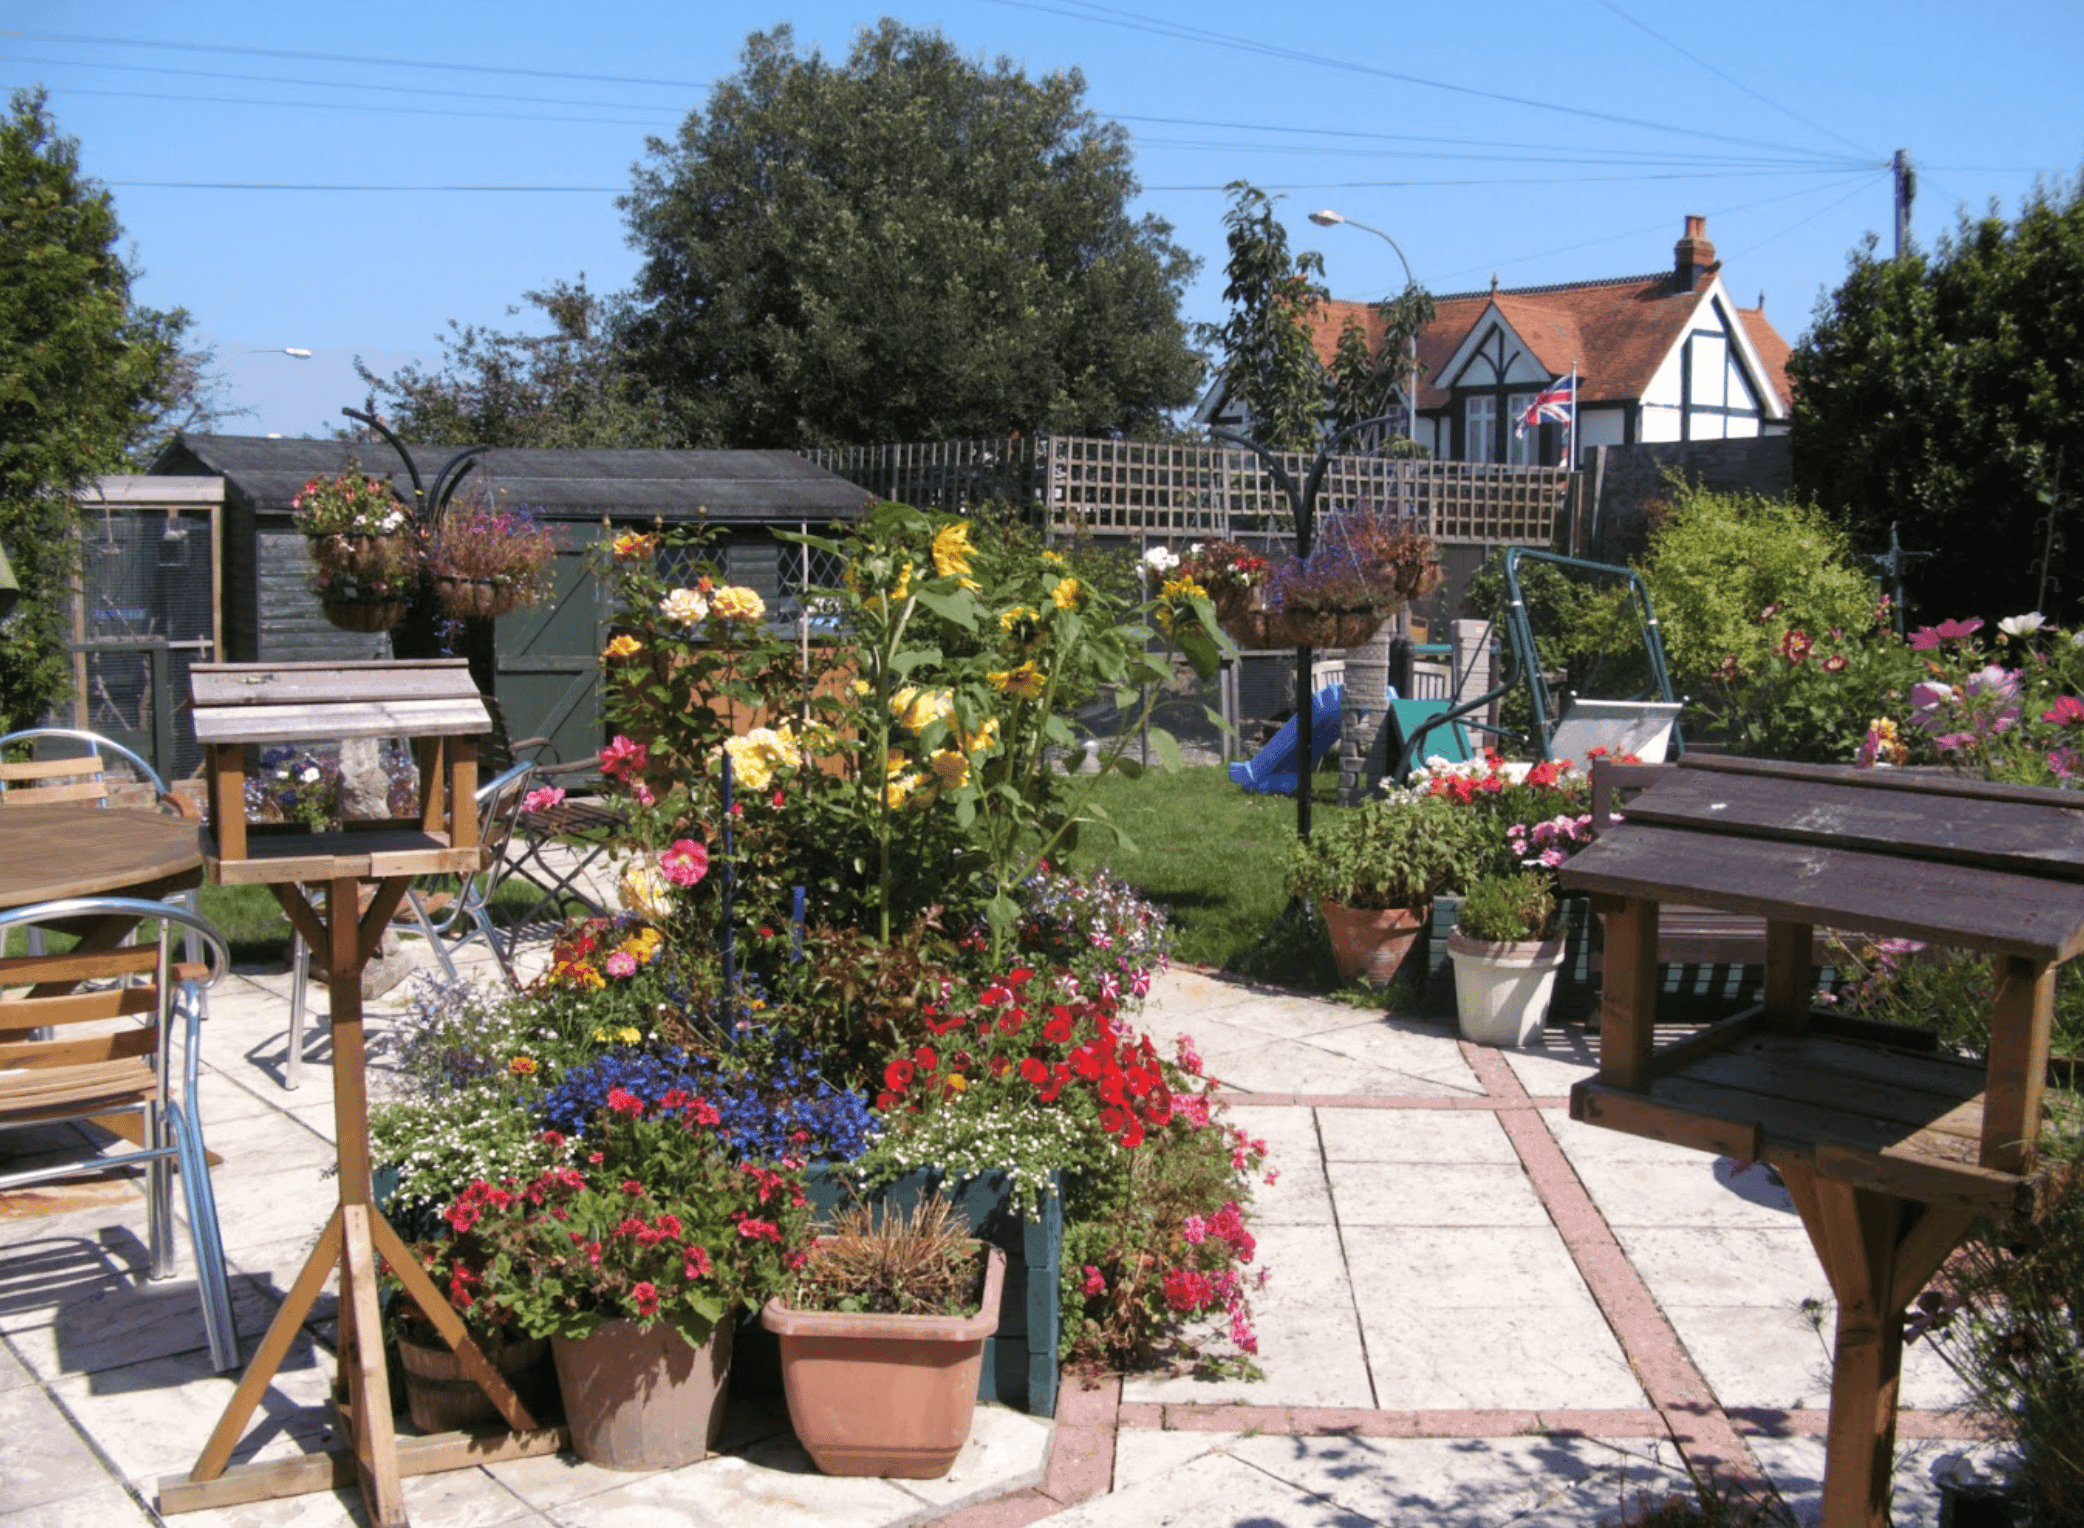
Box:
[0,901,2006,1527]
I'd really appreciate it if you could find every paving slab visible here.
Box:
[1356,1297,1649,1411]
[1119,1222,1372,1410]
[1109,1427,1233,1488]
[1026,1449,1356,1528]
[1565,1153,1803,1231]
[1317,1107,1520,1164]
[1218,1106,1329,1226]
[1326,1159,1553,1227]
[1205,1038,1478,1099]
[1225,1431,1687,1528]
[1665,1301,1969,1415]
[1292,1017,1487,1093]
[0,1382,112,1515]
[0,1477,159,1528]
[1614,1225,1824,1310]
[1344,1224,1609,1313]
[537,1449,926,1528]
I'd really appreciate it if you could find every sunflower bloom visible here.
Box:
[932,523,975,580]
[929,748,970,788]
[989,661,1046,700]
[1051,577,1082,611]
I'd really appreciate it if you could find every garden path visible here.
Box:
[0,912,2009,1527]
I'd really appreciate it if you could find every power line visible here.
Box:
[984,0,1862,164]
[1143,167,1875,192]
[1722,173,1892,263]
[109,180,622,192]
[1131,137,1863,171]
[0,48,681,115]
[1589,0,1879,160]
[38,86,669,131]
[0,29,711,91]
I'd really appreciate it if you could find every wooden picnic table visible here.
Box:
[1561,755,2084,1528]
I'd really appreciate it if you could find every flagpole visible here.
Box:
[1567,368,1577,470]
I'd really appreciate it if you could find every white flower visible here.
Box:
[300,766,321,784]
[1999,612,2046,639]
[658,587,710,626]
[1141,545,1179,574]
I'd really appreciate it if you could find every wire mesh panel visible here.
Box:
[68,501,216,779]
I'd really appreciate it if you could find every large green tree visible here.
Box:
[0,88,186,729]
[1789,174,2084,622]
[355,277,673,448]
[618,20,1204,448]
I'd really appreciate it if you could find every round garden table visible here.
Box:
[0,802,204,913]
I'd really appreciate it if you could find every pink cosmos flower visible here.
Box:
[2044,696,2084,726]
[659,838,709,887]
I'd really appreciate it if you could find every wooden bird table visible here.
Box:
[157,661,566,1526]
[1560,755,2084,1528]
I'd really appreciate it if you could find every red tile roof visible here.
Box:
[1311,269,1792,415]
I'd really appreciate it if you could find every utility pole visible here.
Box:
[1893,148,1915,261]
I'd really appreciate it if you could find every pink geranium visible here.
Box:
[659,838,709,887]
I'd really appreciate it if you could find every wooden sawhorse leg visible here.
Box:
[1780,1167,1979,1528]
[157,878,556,1524]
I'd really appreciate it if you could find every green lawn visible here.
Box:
[1058,763,1362,990]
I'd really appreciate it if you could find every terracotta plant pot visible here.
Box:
[761,1244,1005,1478]
[320,597,407,633]
[1319,900,1426,987]
[1447,927,1567,1047]
[396,1332,554,1433]
[551,1316,734,1470]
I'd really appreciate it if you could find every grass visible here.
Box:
[1058,762,1366,990]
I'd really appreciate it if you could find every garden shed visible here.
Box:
[149,433,869,764]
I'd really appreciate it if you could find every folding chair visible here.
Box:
[0,729,211,1005]
[283,761,537,1088]
[480,697,621,928]
[0,896,238,1372]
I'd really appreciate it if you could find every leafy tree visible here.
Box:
[1204,181,1435,454]
[619,20,1203,448]
[0,88,186,730]
[1789,173,2084,622]
[355,277,672,448]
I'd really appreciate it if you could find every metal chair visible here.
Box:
[0,729,211,1005]
[284,761,537,1088]
[0,896,239,1372]
[480,697,620,927]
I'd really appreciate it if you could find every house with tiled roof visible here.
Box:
[1202,216,1794,467]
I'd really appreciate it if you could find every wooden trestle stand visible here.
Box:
[1561,755,2084,1528]
[159,662,567,1526]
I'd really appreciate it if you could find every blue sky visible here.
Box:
[6,0,2079,441]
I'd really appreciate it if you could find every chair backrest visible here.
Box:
[0,729,171,810]
[0,898,228,1108]
[454,761,537,913]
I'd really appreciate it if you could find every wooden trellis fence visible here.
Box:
[803,436,1574,548]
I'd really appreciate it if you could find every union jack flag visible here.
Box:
[1516,373,1575,437]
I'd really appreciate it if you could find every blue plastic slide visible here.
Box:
[1229,683,1344,795]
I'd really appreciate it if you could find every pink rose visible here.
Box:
[522,785,565,814]
[605,951,638,978]
[659,838,709,888]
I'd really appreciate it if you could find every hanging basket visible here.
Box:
[1395,560,1446,603]
[1219,604,1386,650]
[305,531,414,580]
[320,597,408,633]
[433,575,530,621]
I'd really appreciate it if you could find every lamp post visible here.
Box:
[1309,210,1420,447]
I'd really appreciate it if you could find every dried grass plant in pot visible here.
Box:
[761,1195,1006,1478]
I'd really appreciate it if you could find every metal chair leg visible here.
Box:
[146,1101,174,1281]
[407,889,465,984]
[172,1098,239,1372]
[286,932,307,1091]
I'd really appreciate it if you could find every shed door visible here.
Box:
[494,536,605,766]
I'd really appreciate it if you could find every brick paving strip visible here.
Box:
[923,1028,1995,1526]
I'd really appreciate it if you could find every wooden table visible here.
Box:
[0,803,203,911]
[1561,756,2084,1528]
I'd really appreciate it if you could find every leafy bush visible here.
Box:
[1456,871,1556,942]
[1636,484,1876,701]
[1284,792,1488,908]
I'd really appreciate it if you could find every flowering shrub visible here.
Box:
[425,501,555,602]
[414,1093,809,1346]
[244,746,343,831]
[1398,749,1603,884]
[1885,613,2084,786]
[1696,597,1921,763]
[291,467,408,537]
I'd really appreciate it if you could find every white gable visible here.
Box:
[1436,304,1558,392]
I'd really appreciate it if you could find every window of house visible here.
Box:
[1465,395,1497,464]
[1506,392,1538,465]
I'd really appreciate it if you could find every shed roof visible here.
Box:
[153,434,871,523]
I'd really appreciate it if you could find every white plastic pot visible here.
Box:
[1447,928,1567,1047]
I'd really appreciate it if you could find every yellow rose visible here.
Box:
[658,587,709,625]
[932,523,975,580]
[988,661,1046,700]
[884,772,922,810]
[612,531,657,563]
[713,585,766,622]
[618,861,672,921]
[722,735,776,792]
[1051,577,1082,611]
[604,634,643,660]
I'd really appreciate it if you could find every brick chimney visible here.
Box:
[1674,215,1716,288]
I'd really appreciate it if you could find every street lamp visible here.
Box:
[1309,210,1420,449]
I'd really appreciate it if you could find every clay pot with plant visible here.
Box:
[761,1195,1005,1479]
[1447,870,1568,1048]
[1285,793,1487,986]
